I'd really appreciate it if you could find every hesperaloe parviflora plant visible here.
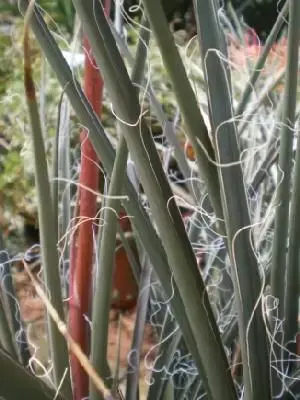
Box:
[1,0,300,399]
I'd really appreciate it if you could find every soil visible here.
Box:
[12,265,157,397]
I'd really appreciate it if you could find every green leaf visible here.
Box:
[0,347,65,400]
[193,0,271,398]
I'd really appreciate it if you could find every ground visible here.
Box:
[12,265,156,397]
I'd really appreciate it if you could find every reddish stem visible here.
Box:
[68,9,110,395]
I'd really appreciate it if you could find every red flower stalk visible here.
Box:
[69,2,110,395]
